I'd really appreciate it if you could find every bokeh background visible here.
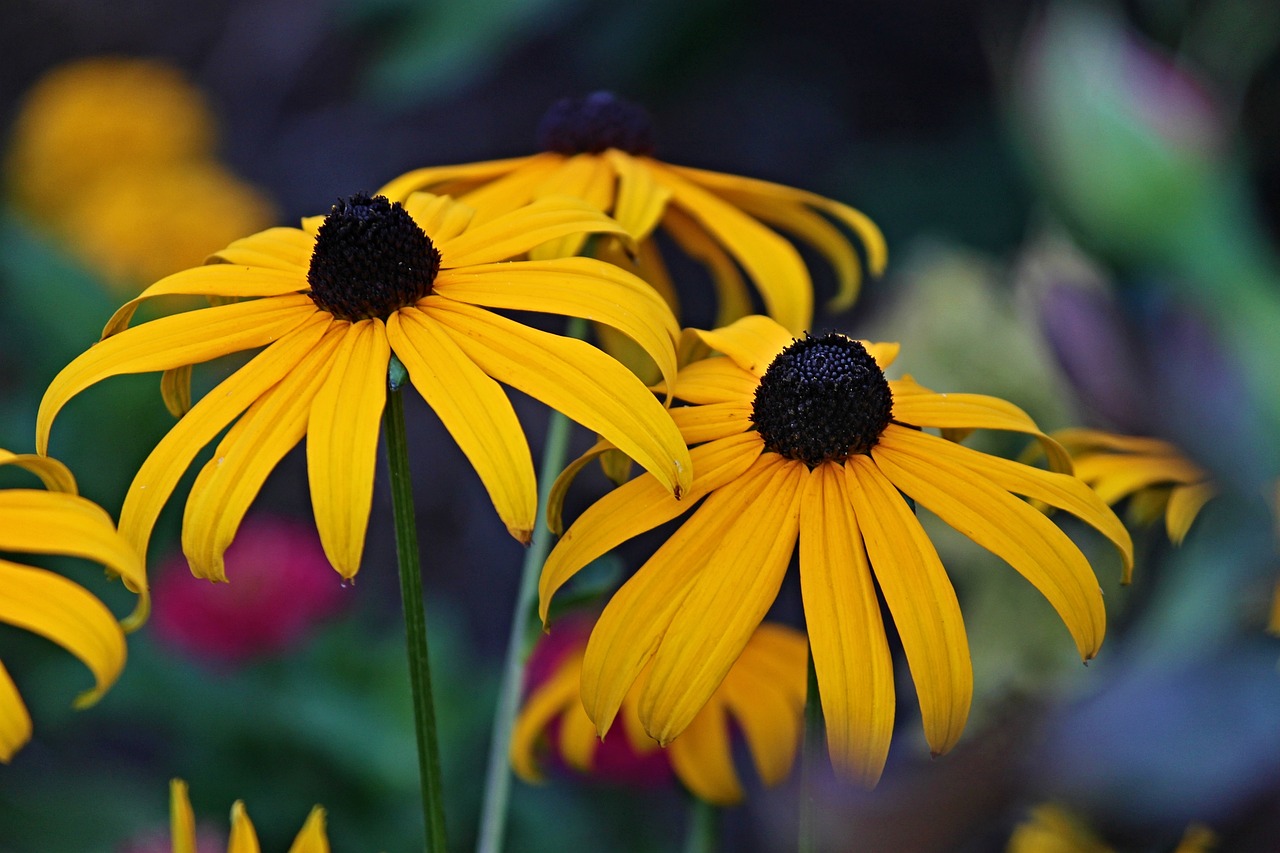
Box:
[3,0,1280,850]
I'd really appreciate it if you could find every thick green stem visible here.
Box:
[798,651,823,853]
[682,797,720,853]
[384,387,449,852]
[476,316,588,853]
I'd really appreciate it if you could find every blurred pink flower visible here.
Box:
[151,516,348,664]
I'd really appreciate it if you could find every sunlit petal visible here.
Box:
[228,801,261,853]
[659,204,754,327]
[377,154,553,207]
[209,226,315,272]
[660,356,759,405]
[669,401,753,446]
[438,196,631,268]
[102,266,307,338]
[0,450,76,493]
[402,192,476,244]
[606,149,672,240]
[692,315,793,377]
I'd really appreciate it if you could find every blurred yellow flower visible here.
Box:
[169,779,328,853]
[541,315,1132,785]
[1007,804,1215,853]
[0,449,145,762]
[39,192,691,581]
[512,620,807,805]
[379,91,887,335]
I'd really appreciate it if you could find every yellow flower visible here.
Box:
[1007,804,1216,853]
[38,192,692,581]
[511,620,807,805]
[0,449,145,762]
[169,779,328,852]
[377,92,887,335]
[1053,429,1215,554]
[540,315,1132,785]
[5,57,215,225]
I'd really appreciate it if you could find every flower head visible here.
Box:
[377,92,887,335]
[0,449,145,761]
[168,779,328,852]
[540,315,1133,785]
[38,192,692,581]
[512,617,806,805]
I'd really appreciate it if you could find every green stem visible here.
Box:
[798,651,823,853]
[682,797,720,853]
[384,387,449,852]
[476,316,588,853]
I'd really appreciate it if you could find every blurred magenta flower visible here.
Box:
[151,517,348,664]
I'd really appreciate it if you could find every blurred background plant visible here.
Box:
[2,0,1280,850]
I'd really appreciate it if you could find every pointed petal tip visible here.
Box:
[508,524,534,546]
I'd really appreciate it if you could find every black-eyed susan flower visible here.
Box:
[168,779,328,852]
[38,192,692,582]
[1007,804,1216,853]
[511,618,806,805]
[1053,429,1215,552]
[378,91,887,335]
[0,449,145,761]
[540,315,1133,785]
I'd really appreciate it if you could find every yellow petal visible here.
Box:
[529,154,618,259]
[662,356,759,405]
[170,779,196,853]
[863,341,900,370]
[606,149,672,240]
[376,154,546,203]
[510,652,581,782]
[0,558,126,710]
[160,364,193,418]
[434,256,680,393]
[845,456,972,756]
[692,315,793,377]
[287,807,330,853]
[648,160,812,333]
[39,295,317,455]
[228,801,261,853]
[545,438,615,536]
[876,430,1107,661]
[669,401,753,446]
[387,308,536,543]
[1167,482,1216,545]
[1053,427,1180,456]
[719,626,806,787]
[102,266,307,338]
[668,702,742,805]
[799,462,895,785]
[1073,453,1207,503]
[660,203,754,328]
[428,300,692,499]
[437,196,632,268]
[641,456,804,743]
[0,450,76,493]
[0,662,33,762]
[182,326,346,581]
[540,433,762,620]
[579,454,776,736]
[209,226,315,272]
[402,192,477,245]
[118,313,333,571]
[307,320,389,578]
[559,697,600,773]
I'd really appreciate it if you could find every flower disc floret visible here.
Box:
[535,91,656,156]
[306,193,441,321]
[751,333,893,466]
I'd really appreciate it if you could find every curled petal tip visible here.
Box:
[509,525,534,546]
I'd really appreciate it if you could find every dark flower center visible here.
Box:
[535,91,656,156]
[307,193,441,322]
[750,333,893,466]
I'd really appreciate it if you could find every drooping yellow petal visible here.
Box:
[209,226,315,272]
[845,455,972,756]
[376,154,547,205]
[692,315,793,377]
[546,439,614,536]
[307,320,389,579]
[662,356,759,405]
[117,313,333,571]
[433,256,680,393]
[287,807,330,853]
[559,696,600,773]
[102,266,307,338]
[0,662,33,762]
[1167,482,1216,545]
[170,779,197,853]
[606,149,672,240]
[580,455,777,736]
[0,450,76,493]
[895,426,1135,582]
[540,433,763,619]
[160,364,193,417]
[668,702,741,805]
[1052,428,1180,456]
[875,429,1106,661]
[889,389,1073,473]
[182,326,345,581]
[228,801,261,853]
[799,462,895,785]
[529,155,618,260]
[388,308,536,543]
[719,627,806,787]
[669,401,753,446]
[641,456,804,744]
[402,192,476,245]
[1072,453,1206,503]
[39,295,317,455]
[0,558,125,710]
[660,204,754,328]
[437,196,632,268]
[428,300,692,499]
[510,653,582,782]
[647,160,813,333]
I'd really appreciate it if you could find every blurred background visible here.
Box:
[2,0,1280,850]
